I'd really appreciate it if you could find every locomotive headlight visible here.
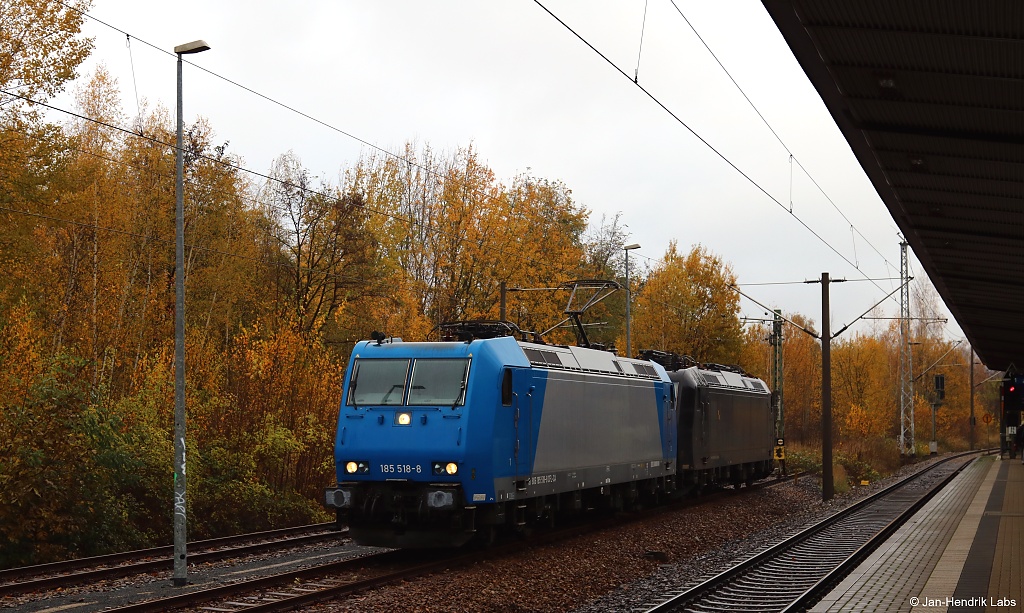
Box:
[395,412,412,426]
[344,461,369,474]
[434,461,459,475]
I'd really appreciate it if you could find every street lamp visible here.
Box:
[173,38,209,587]
[623,243,640,358]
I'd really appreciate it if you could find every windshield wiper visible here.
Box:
[349,366,359,409]
[449,362,470,410]
[450,378,467,411]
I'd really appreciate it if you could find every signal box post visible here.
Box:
[774,438,786,476]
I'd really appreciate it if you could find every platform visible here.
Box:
[810,454,1022,613]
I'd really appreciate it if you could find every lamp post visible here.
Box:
[173,38,209,587]
[623,243,640,358]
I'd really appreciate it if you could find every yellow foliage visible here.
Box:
[347,143,589,340]
[630,241,743,363]
[0,300,46,404]
[0,0,94,106]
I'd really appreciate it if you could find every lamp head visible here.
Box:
[623,243,641,251]
[175,40,210,55]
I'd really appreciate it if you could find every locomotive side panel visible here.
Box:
[672,367,773,481]
[524,370,674,496]
[533,371,666,470]
[703,387,773,467]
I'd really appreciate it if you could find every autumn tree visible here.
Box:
[832,333,895,443]
[780,313,822,445]
[577,212,633,349]
[1,0,94,318]
[474,172,590,340]
[630,241,743,363]
[738,321,772,380]
[0,0,93,110]
[261,151,379,336]
[346,143,589,341]
[0,0,93,271]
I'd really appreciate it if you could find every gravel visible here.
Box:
[313,461,947,613]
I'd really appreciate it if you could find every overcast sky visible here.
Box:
[55,0,963,342]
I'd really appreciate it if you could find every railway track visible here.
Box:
[4,470,807,612]
[98,548,475,612]
[638,452,983,613]
[0,523,342,597]
[86,472,806,612]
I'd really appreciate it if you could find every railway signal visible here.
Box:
[1001,374,1024,457]
[1004,376,1023,412]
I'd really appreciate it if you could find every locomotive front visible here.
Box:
[323,336,524,547]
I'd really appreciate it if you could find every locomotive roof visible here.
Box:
[691,367,769,393]
[517,341,664,380]
[348,337,664,380]
[349,337,765,391]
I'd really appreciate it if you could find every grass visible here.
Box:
[785,437,907,493]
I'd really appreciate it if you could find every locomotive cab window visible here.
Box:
[407,359,471,406]
[347,359,411,406]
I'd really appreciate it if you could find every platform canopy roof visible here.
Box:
[763,0,1024,372]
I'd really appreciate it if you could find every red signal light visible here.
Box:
[1011,386,1017,393]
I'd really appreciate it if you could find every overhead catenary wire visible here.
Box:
[666,1,968,337]
[728,284,819,339]
[0,204,280,269]
[665,0,894,274]
[56,0,884,292]
[49,0,499,219]
[735,277,902,287]
[0,136,376,282]
[125,34,142,124]
[31,1,601,288]
[11,127,258,206]
[531,0,890,302]
[538,1,967,342]
[0,90,597,303]
[4,89,569,272]
[25,2,954,337]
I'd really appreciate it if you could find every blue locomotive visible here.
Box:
[324,328,773,547]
